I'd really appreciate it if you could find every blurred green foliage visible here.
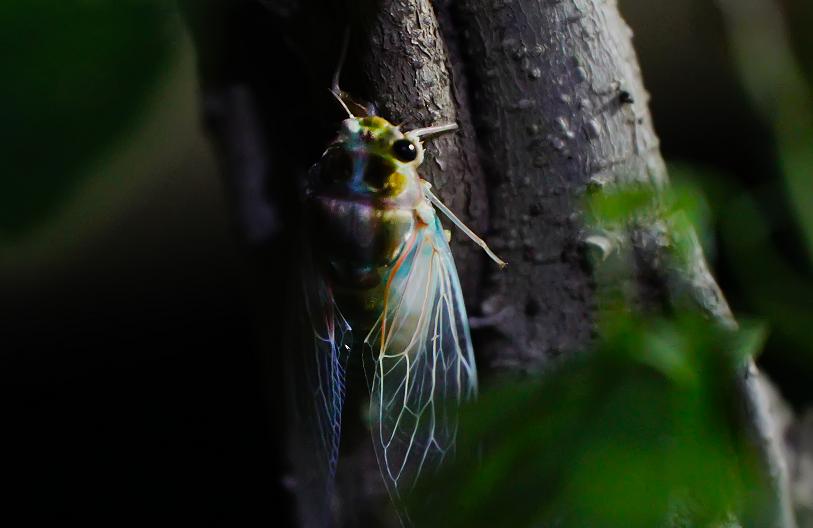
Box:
[719,0,813,262]
[687,164,813,385]
[0,0,175,237]
[712,0,813,389]
[585,176,714,266]
[411,314,767,528]
[785,0,813,83]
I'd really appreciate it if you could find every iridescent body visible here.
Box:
[294,109,504,525]
[307,116,424,315]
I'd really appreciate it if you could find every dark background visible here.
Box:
[1,0,811,523]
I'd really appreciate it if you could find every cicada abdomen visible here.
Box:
[290,92,505,526]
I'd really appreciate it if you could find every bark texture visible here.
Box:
[181,0,795,526]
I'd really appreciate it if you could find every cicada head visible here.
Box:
[310,116,427,208]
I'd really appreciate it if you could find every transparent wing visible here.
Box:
[288,269,352,527]
[364,216,477,500]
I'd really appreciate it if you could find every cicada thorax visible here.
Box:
[305,116,426,325]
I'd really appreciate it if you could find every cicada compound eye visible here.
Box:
[391,139,418,162]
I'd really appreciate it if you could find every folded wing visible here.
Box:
[289,270,352,527]
[364,216,478,501]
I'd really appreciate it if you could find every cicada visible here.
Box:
[289,85,505,526]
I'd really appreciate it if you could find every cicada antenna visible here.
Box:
[330,89,355,119]
[331,27,350,96]
[406,123,459,141]
[327,28,356,119]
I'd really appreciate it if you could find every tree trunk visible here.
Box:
[181,0,795,526]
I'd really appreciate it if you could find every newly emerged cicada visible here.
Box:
[288,83,505,526]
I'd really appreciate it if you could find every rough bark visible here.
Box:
[181,0,795,526]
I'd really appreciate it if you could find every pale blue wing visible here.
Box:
[289,270,352,527]
[364,215,478,500]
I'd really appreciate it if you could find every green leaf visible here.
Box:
[0,0,175,236]
[409,314,766,528]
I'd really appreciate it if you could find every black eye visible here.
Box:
[392,139,417,162]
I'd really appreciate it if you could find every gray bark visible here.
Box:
[447,3,794,525]
[181,0,795,526]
